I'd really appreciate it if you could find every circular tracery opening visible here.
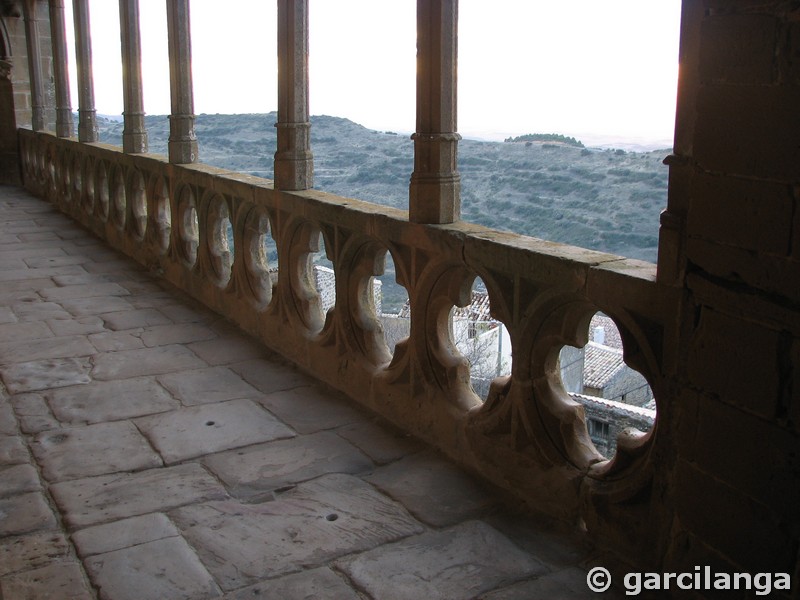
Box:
[130,170,147,239]
[558,311,655,459]
[110,168,127,230]
[71,154,82,206]
[95,162,109,221]
[310,232,335,323]
[374,250,410,356]
[242,207,275,307]
[448,277,512,402]
[176,188,199,266]
[153,177,171,253]
[207,195,233,285]
[83,157,95,213]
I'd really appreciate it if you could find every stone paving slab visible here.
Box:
[139,323,217,347]
[9,392,61,433]
[157,302,217,323]
[221,567,361,600]
[337,419,424,465]
[0,264,86,282]
[365,451,498,527]
[0,464,41,497]
[0,306,17,324]
[338,521,548,600]
[479,566,624,600]
[11,300,72,322]
[256,385,366,434]
[72,512,179,557]
[3,246,69,261]
[0,531,71,577]
[229,358,313,394]
[47,377,178,425]
[0,492,57,536]
[188,336,268,365]
[46,316,106,336]
[101,308,173,331]
[136,398,295,464]
[0,561,95,600]
[0,401,18,434]
[157,366,262,406]
[50,463,228,528]
[1,357,92,393]
[0,435,28,463]
[60,296,135,317]
[203,431,373,500]
[0,335,95,365]
[24,255,89,269]
[91,344,206,380]
[171,473,425,590]
[88,330,145,352]
[40,282,131,301]
[85,536,222,600]
[31,421,163,482]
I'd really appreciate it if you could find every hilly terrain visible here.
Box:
[96,112,670,264]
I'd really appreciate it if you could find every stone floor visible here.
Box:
[0,185,622,599]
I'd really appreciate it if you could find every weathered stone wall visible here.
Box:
[658,0,800,581]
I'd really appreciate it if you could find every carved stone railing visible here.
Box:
[18,128,675,563]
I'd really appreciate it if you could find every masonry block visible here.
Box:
[687,172,793,255]
[686,237,800,301]
[683,396,799,516]
[687,307,780,418]
[792,338,800,433]
[700,14,778,85]
[694,85,800,181]
[787,21,800,85]
[675,461,796,573]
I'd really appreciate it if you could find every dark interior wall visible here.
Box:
[663,0,800,578]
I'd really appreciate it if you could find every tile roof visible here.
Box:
[570,392,656,424]
[582,341,624,389]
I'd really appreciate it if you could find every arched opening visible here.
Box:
[558,312,655,459]
[448,276,511,402]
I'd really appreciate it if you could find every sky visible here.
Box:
[62,1,682,147]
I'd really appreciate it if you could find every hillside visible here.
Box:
[96,113,669,264]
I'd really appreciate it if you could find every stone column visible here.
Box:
[166,0,198,164]
[72,0,98,142]
[48,0,74,138]
[22,0,46,131]
[274,0,313,190]
[119,0,148,153]
[409,0,460,224]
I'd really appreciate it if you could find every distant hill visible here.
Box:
[96,113,670,264]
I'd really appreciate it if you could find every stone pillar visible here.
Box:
[274,0,313,190]
[22,0,46,131]
[48,0,74,138]
[166,0,198,164]
[119,0,148,153]
[72,0,98,142]
[409,0,460,224]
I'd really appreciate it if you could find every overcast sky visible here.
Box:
[62,1,681,146]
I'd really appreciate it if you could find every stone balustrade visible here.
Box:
[18,128,673,561]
